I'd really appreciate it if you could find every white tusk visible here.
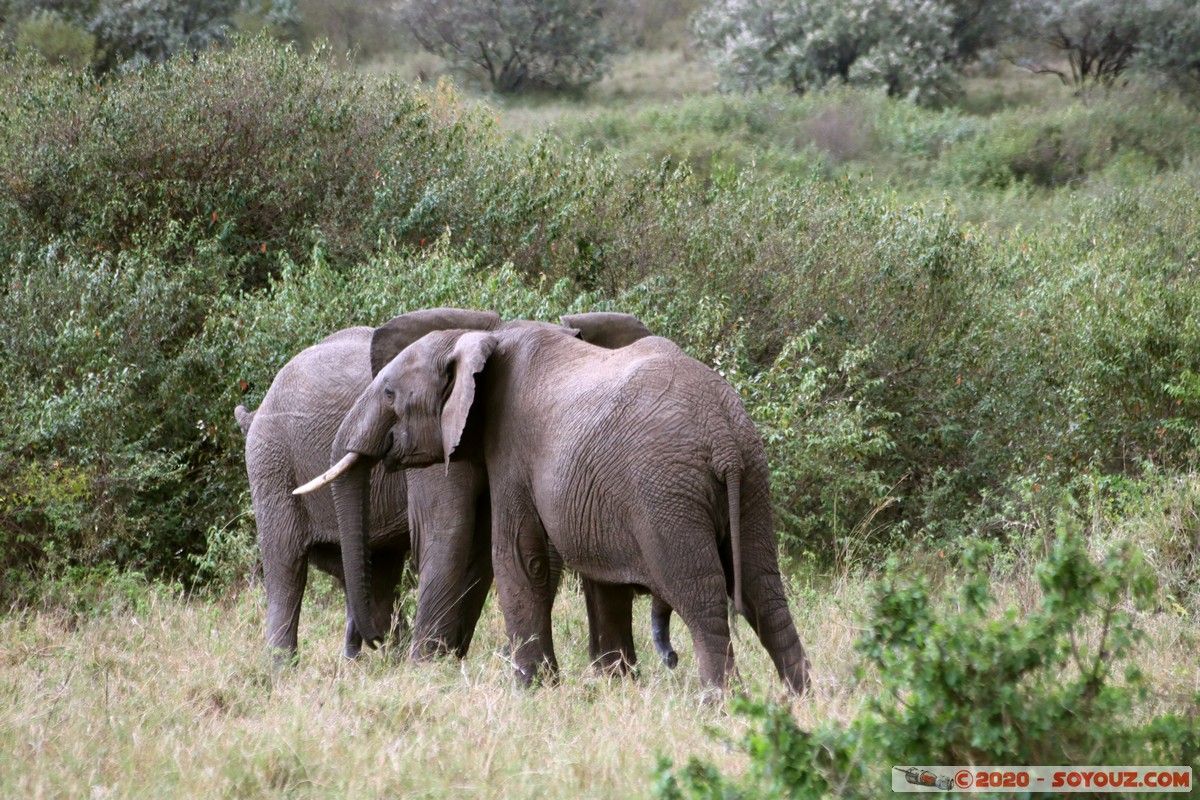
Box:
[292,452,360,495]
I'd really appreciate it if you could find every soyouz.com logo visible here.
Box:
[892,766,1192,793]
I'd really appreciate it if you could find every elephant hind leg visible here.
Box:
[662,571,735,692]
[741,573,810,694]
[647,519,735,690]
[583,580,638,676]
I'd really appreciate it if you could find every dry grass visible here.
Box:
[0,574,864,799]
[2,550,1194,798]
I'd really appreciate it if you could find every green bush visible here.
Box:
[654,533,1197,798]
[935,92,1200,190]
[12,9,98,70]
[0,37,494,289]
[2,37,1200,597]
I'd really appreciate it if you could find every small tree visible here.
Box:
[1014,0,1147,88]
[692,0,1006,106]
[398,0,622,93]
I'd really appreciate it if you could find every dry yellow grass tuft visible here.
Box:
[0,575,862,798]
[2,559,1194,798]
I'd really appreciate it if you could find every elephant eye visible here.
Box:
[383,387,395,404]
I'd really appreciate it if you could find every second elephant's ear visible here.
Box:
[371,308,500,376]
[441,331,497,469]
[561,312,654,349]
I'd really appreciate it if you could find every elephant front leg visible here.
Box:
[262,552,307,668]
[492,504,558,686]
[407,464,489,661]
[582,580,638,676]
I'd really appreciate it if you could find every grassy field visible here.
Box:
[2,550,1195,798]
[0,574,851,798]
[2,35,1199,797]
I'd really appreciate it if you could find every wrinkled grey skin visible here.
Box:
[276,308,671,670]
[561,314,678,670]
[327,324,810,693]
[237,308,504,664]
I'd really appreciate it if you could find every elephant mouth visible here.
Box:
[383,448,437,471]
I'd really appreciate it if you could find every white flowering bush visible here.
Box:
[693,0,993,105]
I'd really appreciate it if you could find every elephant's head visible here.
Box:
[339,328,497,473]
[292,308,499,649]
[293,310,653,650]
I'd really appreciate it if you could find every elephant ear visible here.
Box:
[371,308,500,377]
[561,312,653,349]
[441,331,498,469]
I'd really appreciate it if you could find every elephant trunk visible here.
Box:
[331,457,384,648]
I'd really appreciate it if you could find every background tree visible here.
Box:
[691,0,1015,106]
[398,0,624,93]
[1011,0,1147,88]
[12,8,97,67]
[292,0,395,60]
[1136,0,1200,93]
[88,0,239,70]
[0,0,299,71]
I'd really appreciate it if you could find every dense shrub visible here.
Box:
[0,37,491,288]
[2,38,1199,597]
[11,9,97,69]
[655,533,1198,798]
[935,92,1200,190]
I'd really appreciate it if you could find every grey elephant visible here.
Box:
[237,308,506,664]
[247,307,675,667]
[297,322,810,692]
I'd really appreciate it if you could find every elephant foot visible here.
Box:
[410,637,457,663]
[343,644,363,660]
[269,647,300,671]
[698,685,726,707]
[660,649,679,669]
[513,660,559,688]
[592,655,640,680]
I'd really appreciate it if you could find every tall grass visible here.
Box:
[3,516,1196,798]
[0,572,852,798]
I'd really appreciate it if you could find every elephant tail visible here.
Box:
[235,405,256,437]
[726,465,746,619]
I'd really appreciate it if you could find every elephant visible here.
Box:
[237,308,504,664]
[246,307,674,667]
[296,323,810,693]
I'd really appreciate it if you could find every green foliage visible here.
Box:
[1,37,1199,600]
[400,0,624,93]
[858,533,1160,765]
[691,0,1010,106]
[12,8,97,69]
[89,0,239,70]
[934,92,1200,190]
[1137,0,1200,93]
[187,513,259,591]
[655,533,1197,798]
[0,38,492,286]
